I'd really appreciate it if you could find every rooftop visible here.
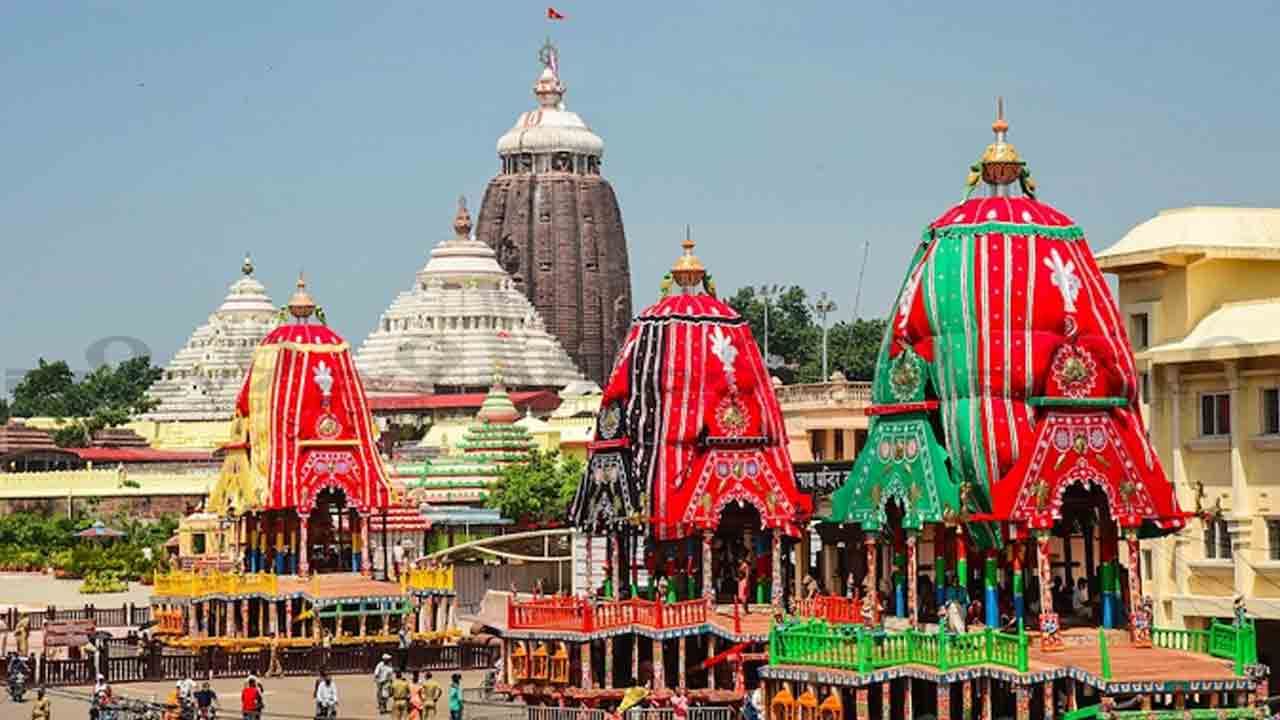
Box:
[1142,297,1280,363]
[1097,206,1280,270]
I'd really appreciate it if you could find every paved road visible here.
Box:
[0,573,153,611]
[10,669,492,719]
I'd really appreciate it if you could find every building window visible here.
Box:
[1204,518,1233,560]
[1268,519,1280,562]
[1200,393,1231,437]
[192,533,207,555]
[809,430,825,462]
[1130,313,1150,350]
[1263,388,1280,435]
[1142,549,1153,581]
[1140,372,1150,404]
[834,430,845,460]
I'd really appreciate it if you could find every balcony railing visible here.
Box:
[401,566,455,593]
[1153,619,1257,676]
[507,597,709,633]
[153,570,278,598]
[769,619,1028,673]
[775,380,872,408]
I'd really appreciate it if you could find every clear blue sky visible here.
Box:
[3,1,1279,389]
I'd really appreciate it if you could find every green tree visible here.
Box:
[9,356,162,447]
[798,318,888,382]
[0,398,9,424]
[726,286,885,384]
[487,450,584,525]
[10,359,79,417]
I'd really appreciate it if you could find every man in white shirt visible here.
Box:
[315,671,339,719]
[374,653,395,712]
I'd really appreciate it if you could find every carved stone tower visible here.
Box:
[475,41,632,386]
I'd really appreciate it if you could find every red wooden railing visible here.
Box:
[507,596,590,631]
[794,595,863,625]
[661,599,709,627]
[508,596,710,632]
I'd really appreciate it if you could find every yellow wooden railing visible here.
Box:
[401,566,455,592]
[153,570,279,597]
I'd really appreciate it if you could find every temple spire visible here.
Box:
[453,195,473,239]
[242,252,255,277]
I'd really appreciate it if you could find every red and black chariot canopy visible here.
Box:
[571,239,812,538]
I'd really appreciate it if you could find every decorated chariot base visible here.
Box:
[490,111,1266,719]
[149,568,458,648]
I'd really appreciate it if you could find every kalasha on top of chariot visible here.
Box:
[209,273,394,517]
[571,230,813,540]
[831,100,1188,546]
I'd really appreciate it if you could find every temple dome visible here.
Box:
[355,198,585,393]
[496,67,604,158]
[145,255,280,421]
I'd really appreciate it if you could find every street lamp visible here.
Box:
[751,284,783,369]
[813,292,838,380]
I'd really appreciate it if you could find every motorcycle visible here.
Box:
[7,669,26,702]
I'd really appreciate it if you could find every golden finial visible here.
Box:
[241,252,254,276]
[287,272,317,320]
[670,225,706,290]
[965,97,1035,198]
[453,195,472,239]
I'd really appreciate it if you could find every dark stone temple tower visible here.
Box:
[475,42,633,386]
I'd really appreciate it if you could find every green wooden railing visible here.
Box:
[1152,619,1257,676]
[1111,709,1256,719]
[769,620,1028,673]
[1066,704,1256,720]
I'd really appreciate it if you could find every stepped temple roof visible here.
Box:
[403,379,535,509]
[355,198,584,394]
[145,255,280,421]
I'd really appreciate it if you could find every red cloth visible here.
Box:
[596,293,811,539]
[241,686,262,712]
[234,323,392,514]
[546,7,565,19]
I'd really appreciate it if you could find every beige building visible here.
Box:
[776,372,871,464]
[1098,206,1280,677]
[776,373,871,594]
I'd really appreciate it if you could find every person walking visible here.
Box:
[391,671,413,720]
[398,625,411,672]
[268,633,284,677]
[194,680,219,720]
[421,671,443,720]
[30,687,51,720]
[448,673,463,720]
[241,676,264,720]
[315,671,339,720]
[374,652,395,713]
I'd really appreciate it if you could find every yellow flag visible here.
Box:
[617,687,649,714]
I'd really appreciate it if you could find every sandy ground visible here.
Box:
[0,572,153,611]
[11,669,493,719]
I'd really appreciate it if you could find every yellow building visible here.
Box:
[1098,206,1280,676]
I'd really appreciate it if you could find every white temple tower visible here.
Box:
[355,198,584,394]
[145,255,280,421]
